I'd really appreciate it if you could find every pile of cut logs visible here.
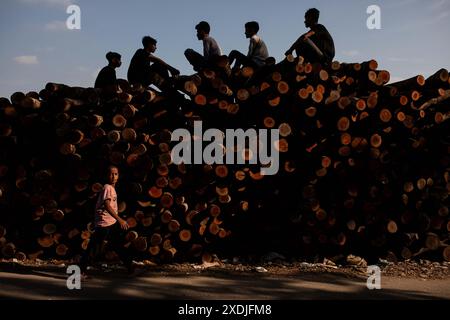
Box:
[0,55,449,263]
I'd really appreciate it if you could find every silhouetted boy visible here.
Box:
[285,8,335,64]
[128,36,180,90]
[94,52,121,89]
[229,21,269,71]
[185,21,222,71]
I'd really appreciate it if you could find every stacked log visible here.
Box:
[0,56,449,263]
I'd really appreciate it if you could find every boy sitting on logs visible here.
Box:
[185,21,222,72]
[285,8,335,65]
[228,21,269,72]
[128,36,180,91]
[94,51,122,90]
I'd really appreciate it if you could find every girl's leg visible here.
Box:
[107,224,134,272]
[79,226,110,273]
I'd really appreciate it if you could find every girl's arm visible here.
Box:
[104,199,128,230]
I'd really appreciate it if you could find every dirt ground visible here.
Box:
[1,259,450,300]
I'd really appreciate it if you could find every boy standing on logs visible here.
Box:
[94,52,122,89]
[229,21,269,72]
[185,21,222,71]
[285,8,335,65]
[80,166,136,277]
[128,36,180,91]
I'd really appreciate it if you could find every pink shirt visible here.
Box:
[95,184,118,227]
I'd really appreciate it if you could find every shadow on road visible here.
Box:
[0,263,447,300]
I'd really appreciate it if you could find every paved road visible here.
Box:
[0,264,449,300]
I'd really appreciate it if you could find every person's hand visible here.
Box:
[285,49,293,56]
[119,218,129,230]
[304,31,315,39]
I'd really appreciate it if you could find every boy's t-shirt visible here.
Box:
[202,35,222,60]
[94,65,117,89]
[127,48,151,85]
[309,24,335,62]
[248,35,269,66]
[95,184,118,227]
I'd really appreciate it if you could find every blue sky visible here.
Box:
[0,0,449,97]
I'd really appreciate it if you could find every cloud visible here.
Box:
[19,0,74,7]
[44,20,67,31]
[436,10,450,20]
[388,57,424,63]
[76,66,89,72]
[420,10,450,25]
[36,47,55,53]
[385,0,418,8]
[430,0,449,10]
[13,55,39,65]
[395,8,450,31]
[342,50,360,57]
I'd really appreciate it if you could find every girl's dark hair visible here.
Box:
[106,165,119,176]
